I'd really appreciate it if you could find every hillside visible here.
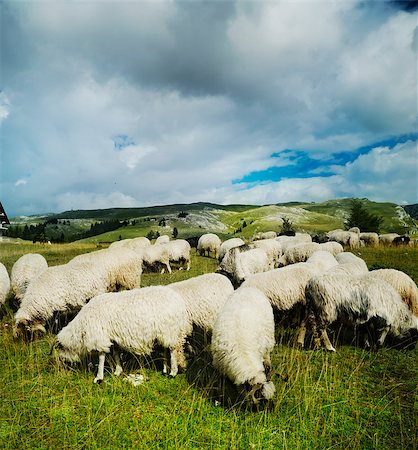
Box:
[403,204,418,219]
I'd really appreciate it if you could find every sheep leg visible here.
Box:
[169,348,178,377]
[94,353,106,384]
[320,329,336,352]
[112,347,123,376]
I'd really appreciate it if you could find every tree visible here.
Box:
[172,227,178,239]
[146,230,155,240]
[345,199,384,232]
[281,217,295,234]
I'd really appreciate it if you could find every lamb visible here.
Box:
[278,242,321,266]
[318,241,344,256]
[155,235,170,244]
[0,262,10,306]
[251,238,282,269]
[197,233,222,259]
[378,233,400,246]
[165,239,191,270]
[327,230,360,248]
[211,287,276,404]
[56,286,190,383]
[14,247,143,337]
[359,232,379,247]
[218,246,270,288]
[219,238,245,261]
[304,273,418,351]
[367,269,418,316]
[10,253,48,302]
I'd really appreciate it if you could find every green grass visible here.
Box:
[0,244,417,449]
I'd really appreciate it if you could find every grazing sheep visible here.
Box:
[155,235,170,244]
[327,230,360,248]
[219,238,245,262]
[141,244,172,274]
[108,236,151,251]
[218,246,270,288]
[306,251,339,273]
[318,241,344,256]
[165,239,191,270]
[211,287,276,404]
[197,233,222,259]
[393,235,410,246]
[368,269,418,316]
[276,234,312,253]
[0,262,10,306]
[56,286,190,383]
[184,236,201,249]
[332,252,368,275]
[252,238,282,269]
[11,253,48,302]
[359,232,379,247]
[253,231,277,241]
[312,233,330,244]
[14,248,143,337]
[278,242,321,266]
[379,233,400,246]
[348,227,360,234]
[305,273,418,351]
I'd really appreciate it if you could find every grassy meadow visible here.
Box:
[0,241,417,449]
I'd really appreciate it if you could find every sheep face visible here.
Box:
[13,319,46,341]
[57,344,81,363]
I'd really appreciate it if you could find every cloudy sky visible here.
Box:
[1,0,417,216]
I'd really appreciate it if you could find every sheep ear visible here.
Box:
[247,383,263,404]
[30,323,46,334]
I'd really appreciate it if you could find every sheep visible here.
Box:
[14,247,143,337]
[0,262,10,306]
[10,253,48,302]
[359,232,379,247]
[108,236,151,251]
[141,244,172,274]
[165,239,191,270]
[327,230,360,248]
[379,233,400,246]
[218,246,270,288]
[393,235,410,246]
[276,233,312,253]
[155,235,170,244]
[278,242,321,266]
[219,238,245,261]
[211,287,276,404]
[253,231,277,241]
[332,252,369,275]
[197,233,222,259]
[251,238,282,269]
[306,251,339,273]
[318,241,344,256]
[56,286,190,383]
[305,273,418,352]
[348,227,360,234]
[367,269,418,316]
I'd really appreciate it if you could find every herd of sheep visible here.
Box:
[1,227,417,406]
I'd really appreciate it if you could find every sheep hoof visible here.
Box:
[94,378,103,384]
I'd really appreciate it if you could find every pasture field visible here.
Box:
[0,242,417,449]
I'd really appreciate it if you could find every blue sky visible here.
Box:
[0,0,417,216]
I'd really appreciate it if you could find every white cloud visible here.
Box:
[14,179,28,187]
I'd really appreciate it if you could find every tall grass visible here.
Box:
[0,243,417,449]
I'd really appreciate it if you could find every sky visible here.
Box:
[1,0,417,217]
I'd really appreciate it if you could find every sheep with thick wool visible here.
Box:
[276,234,312,253]
[14,248,143,337]
[197,233,222,259]
[359,232,379,247]
[56,286,190,383]
[327,230,360,248]
[306,251,339,273]
[368,269,418,316]
[155,235,170,244]
[251,238,282,269]
[379,233,400,245]
[305,273,418,351]
[0,262,10,306]
[253,231,277,241]
[108,236,151,251]
[333,252,369,275]
[141,244,172,273]
[219,238,245,261]
[211,287,276,404]
[11,254,48,302]
[218,245,270,288]
[318,241,344,256]
[278,242,321,266]
[165,239,191,270]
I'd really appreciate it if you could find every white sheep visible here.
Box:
[306,251,339,273]
[278,242,321,266]
[252,238,282,269]
[330,252,369,276]
[108,236,151,251]
[318,241,344,256]
[155,235,170,244]
[141,244,172,274]
[0,262,10,306]
[327,230,360,248]
[165,239,191,270]
[367,269,418,316]
[253,231,277,241]
[11,254,48,302]
[379,233,400,246]
[219,238,245,261]
[305,273,418,351]
[348,227,360,234]
[197,233,222,259]
[14,247,143,337]
[276,233,312,253]
[359,232,379,247]
[56,286,190,383]
[211,287,276,404]
[218,246,270,287]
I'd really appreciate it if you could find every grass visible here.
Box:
[0,243,417,449]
